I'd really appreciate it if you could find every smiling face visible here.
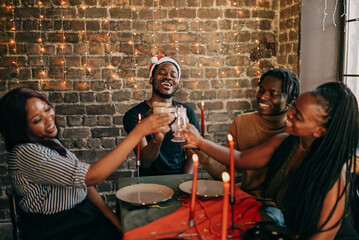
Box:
[26,97,58,138]
[285,92,328,138]
[150,62,180,99]
[256,76,288,116]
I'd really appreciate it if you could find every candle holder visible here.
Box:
[136,159,140,184]
[136,113,142,184]
[227,196,241,239]
[178,220,203,240]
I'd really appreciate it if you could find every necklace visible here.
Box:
[298,138,310,152]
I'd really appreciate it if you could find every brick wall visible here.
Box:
[277,0,301,74]
[0,0,300,220]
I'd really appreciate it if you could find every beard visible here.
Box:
[152,80,179,99]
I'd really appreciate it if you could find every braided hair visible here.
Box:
[265,82,358,238]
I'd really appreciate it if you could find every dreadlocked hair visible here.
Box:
[265,82,358,238]
[259,68,300,105]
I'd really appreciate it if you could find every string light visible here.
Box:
[151,0,159,55]
[235,0,241,87]
[106,0,116,90]
[38,0,46,86]
[130,0,137,88]
[60,1,67,85]
[9,0,19,80]
[82,3,90,86]
[323,0,328,30]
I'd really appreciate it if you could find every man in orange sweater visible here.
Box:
[199,69,300,197]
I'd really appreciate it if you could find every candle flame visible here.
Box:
[138,113,141,121]
[222,172,230,182]
[227,134,233,142]
[201,101,204,107]
[192,153,198,163]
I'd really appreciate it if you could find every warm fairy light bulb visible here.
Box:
[41,47,45,52]
[40,15,44,19]
[9,39,15,44]
[10,27,15,31]
[82,6,87,10]
[39,1,43,4]
[199,63,203,67]
[40,71,46,77]
[104,19,109,23]
[38,37,43,43]
[128,40,134,45]
[132,6,136,11]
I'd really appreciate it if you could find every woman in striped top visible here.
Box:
[0,87,173,240]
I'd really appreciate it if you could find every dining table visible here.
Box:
[116,173,263,240]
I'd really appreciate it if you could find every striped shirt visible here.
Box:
[7,140,90,215]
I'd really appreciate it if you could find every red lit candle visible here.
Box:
[227,134,235,200]
[189,154,199,226]
[201,101,205,138]
[137,114,141,162]
[221,172,230,240]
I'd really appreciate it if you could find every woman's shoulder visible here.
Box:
[12,142,41,151]
[11,141,58,156]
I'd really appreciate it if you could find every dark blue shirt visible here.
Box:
[123,100,200,176]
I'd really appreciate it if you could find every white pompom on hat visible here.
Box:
[149,54,181,81]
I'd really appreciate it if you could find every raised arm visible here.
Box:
[182,124,288,170]
[137,132,164,168]
[85,113,172,185]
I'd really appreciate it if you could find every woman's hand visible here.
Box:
[181,123,203,148]
[138,113,173,136]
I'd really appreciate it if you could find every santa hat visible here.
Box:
[149,54,181,81]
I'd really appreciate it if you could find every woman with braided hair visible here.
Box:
[182,82,358,239]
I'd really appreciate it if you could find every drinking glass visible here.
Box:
[171,106,188,143]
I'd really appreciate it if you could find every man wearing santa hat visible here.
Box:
[123,55,200,176]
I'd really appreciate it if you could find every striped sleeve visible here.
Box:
[14,143,90,188]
